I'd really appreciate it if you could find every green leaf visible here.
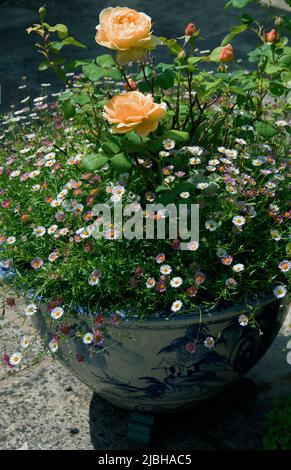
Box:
[255,121,277,138]
[156,69,175,89]
[110,153,132,171]
[38,61,49,71]
[187,57,203,65]
[80,154,109,170]
[96,54,116,67]
[209,47,223,62]
[269,81,285,97]
[62,36,86,48]
[72,93,91,106]
[222,24,248,46]
[163,130,190,143]
[231,0,252,8]
[278,53,291,69]
[82,63,103,82]
[62,100,75,119]
[101,141,121,155]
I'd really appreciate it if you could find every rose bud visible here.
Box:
[265,29,278,44]
[125,78,137,91]
[219,44,234,63]
[185,23,197,37]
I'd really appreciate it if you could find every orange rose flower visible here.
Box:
[95,7,160,65]
[219,44,234,63]
[103,91,166,137]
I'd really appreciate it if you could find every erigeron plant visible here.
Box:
[0,0,290,370]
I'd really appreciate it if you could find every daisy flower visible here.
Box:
[233,263,245,273]
[6,236,16,244]
[235,138,247,146]
[20,336,30,349]
[208,159,220,166]
[222,255,233,266]
[49,337,59,353]
[278,260,290,273]
[9,352,22,366]
[10,170,21,177]
[238,314,249,327]
[48,251,59,262]
[171,300,183,312]
[163,139,175,150]
[189,157,201,165]
[187,241,199,251]
[48,225,58,235]
[24,304,37,316]
[232,215,246,227]
[196,182,209,190]
[276,120,288,127]
[170,277,183,288]
[225,278,237,289]
[180,192,190,199]
[225,149,238,159]
[146,278,156,289]
[88,271,101,286]
[271,230,281,241]
[204,337,215,349]
[156,253,165,264]
[83,332,94,345]
[33,226,46,237]
[160,264,172,275]
[159,151,170,158]
[194,272,206,285]
[205,220,218,231]
[217,146,226,153]
[50,199,62,207]
[273,285,287,299]
[51,307,64,320]
[188,146,203,156]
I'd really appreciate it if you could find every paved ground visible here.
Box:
[0,301,290,450]
[0,0,289,112]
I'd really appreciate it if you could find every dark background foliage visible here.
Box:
[0,0,285,111]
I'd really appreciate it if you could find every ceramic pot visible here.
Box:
[32,296,288,413]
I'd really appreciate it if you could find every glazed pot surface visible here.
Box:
[33,296,288,413]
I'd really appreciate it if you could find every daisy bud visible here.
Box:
[219,44,234,63]
[135,266,143,277]
[265,29,278,43]
[185,23,197,37]
[274,17,283,27]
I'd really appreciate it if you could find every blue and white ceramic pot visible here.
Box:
[33,296,288,413]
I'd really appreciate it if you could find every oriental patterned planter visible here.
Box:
[32,295,289,413]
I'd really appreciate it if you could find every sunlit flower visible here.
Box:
[187,241,199,251]
[171,300,183,312]
[48,225,58,235]
[146,277,156,288]
[271,230,281,241]
[278,260,290,273]
[6,236,16,244]
[189,157,201,165]
[9,352,22,366]
[51,307,64,320]
[180,192,190,199]
[33,226,46,237]
[188,146,203,156]
[83,332,94,345]
[20,336,30,349]
[163,139,175,150]
[276,120,288,128]
[196,182,209,190]
[49,337,59,353]
[88,270,102,286]
[160,264,172,275]
[24,304,37,316]
[232,215,246,227]
[156,253,165,264]
[233,263,245,273]
[170,277,183,288]
[222,255,233,266]
[273,285,287,299]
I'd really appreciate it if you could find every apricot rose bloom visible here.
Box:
[103,91,167,137]
[95,7,160,65]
